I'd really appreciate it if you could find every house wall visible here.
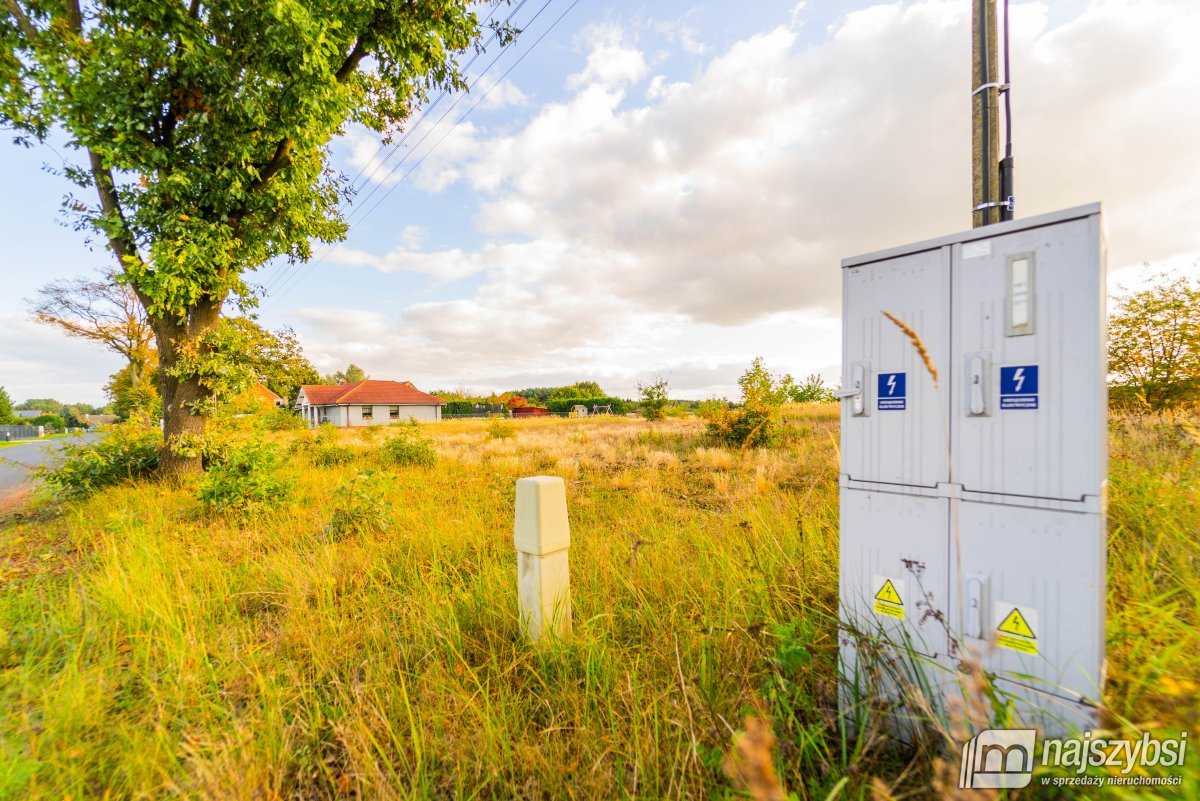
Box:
[346,404,440,426]
[303,405,345,427]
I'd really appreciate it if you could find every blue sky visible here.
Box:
[2,0,1197,405]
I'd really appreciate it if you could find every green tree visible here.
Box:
[0,386,15,424]
[637,377,670,421]
[222,318,319,405]
[787,373,836,403]
[28,413,64,431]
[324,363,369,385]
[1108,272,1200,412]
[2,1,498,477]
[552,381,603,400]
[14,398,64,415]
[106,362,162,421]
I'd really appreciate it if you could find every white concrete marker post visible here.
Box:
[514,476,571,642]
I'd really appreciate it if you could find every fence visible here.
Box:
[0,425,43,441]
[440,410,625,421]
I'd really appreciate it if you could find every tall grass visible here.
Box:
[0,406,1195,799]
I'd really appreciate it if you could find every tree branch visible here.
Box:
[335,36,371,83]
[248,137,294,190]
[3,0,41,44]
[64,0,81,34]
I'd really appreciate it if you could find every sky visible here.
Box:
[1,0,1197,406]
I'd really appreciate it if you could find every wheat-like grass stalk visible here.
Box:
[882,310,939,388]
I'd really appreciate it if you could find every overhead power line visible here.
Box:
[262,0,582,311]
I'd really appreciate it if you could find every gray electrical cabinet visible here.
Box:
[838,204,1106,736]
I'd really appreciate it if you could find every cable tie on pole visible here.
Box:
[973,200,1013,212]
[971,81,1009,97]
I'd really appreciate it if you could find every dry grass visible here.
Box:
[0,406,1195,799]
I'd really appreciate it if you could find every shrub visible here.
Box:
[197,441,292,516]
[487,417,516,440]
[379,422,436,467]
[699,358,791,448]
[35,422,161,499]
[28,413,64,431]
[311,444,357,466]
[260,407,307,432]
[443,400,476,416]
[358,424,383,441]
[637,377,670,420]
[326,470,394,539]
[315,422,339,443]
[787,374,837,403]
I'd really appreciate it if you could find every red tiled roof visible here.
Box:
[299,380,443,406]
[248,382,283,403]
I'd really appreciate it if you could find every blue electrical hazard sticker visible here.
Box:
[999,365,1038,409]
[877,372,906,410]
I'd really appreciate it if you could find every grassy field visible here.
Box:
[0,407,1196,799]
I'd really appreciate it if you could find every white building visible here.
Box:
[295,380,444,427]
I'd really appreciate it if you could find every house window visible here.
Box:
[389,405,400,420]
[361,405,373,421]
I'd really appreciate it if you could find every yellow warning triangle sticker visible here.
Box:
[997,607,1036,639]
[874,579,902,605]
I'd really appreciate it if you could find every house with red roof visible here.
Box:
[247,382,286,408]
[295,380,444,427]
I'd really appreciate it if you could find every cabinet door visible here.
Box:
[841,247,950,489]
[950,500,1105,731]
[840,488,949,658]
[951,215,1106,503]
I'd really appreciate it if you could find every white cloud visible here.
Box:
[568,24,649,89]
[0,314,121,406]
[323,0,1200,396]
[474,75,530,110]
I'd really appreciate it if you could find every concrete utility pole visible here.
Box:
[972,0,1002,228]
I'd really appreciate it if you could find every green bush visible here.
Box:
[443,400,476,416]
[197,441,292,516]
[378,423,436,467]
[311,444,357,466]
[487,417,516,440]
[699,358,791,448]
[787,374,837,403]
[637,378,670,421]
[545,396,628,414]
[326,470,394,539]
[27,414,63,431]
[260,407,307,432]
[35,423,161,499]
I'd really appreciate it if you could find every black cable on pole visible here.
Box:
[999,0,1014,221]
[977,0,992,225]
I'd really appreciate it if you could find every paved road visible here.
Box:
[0,434,98,498]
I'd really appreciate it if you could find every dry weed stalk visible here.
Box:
[930,654,999,801]
[882,311,939,388]
[723,716,787,801]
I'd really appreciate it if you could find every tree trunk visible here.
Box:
[153,298,222,481]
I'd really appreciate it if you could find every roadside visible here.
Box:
[0,433,96,501]
[0,432,73,450]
